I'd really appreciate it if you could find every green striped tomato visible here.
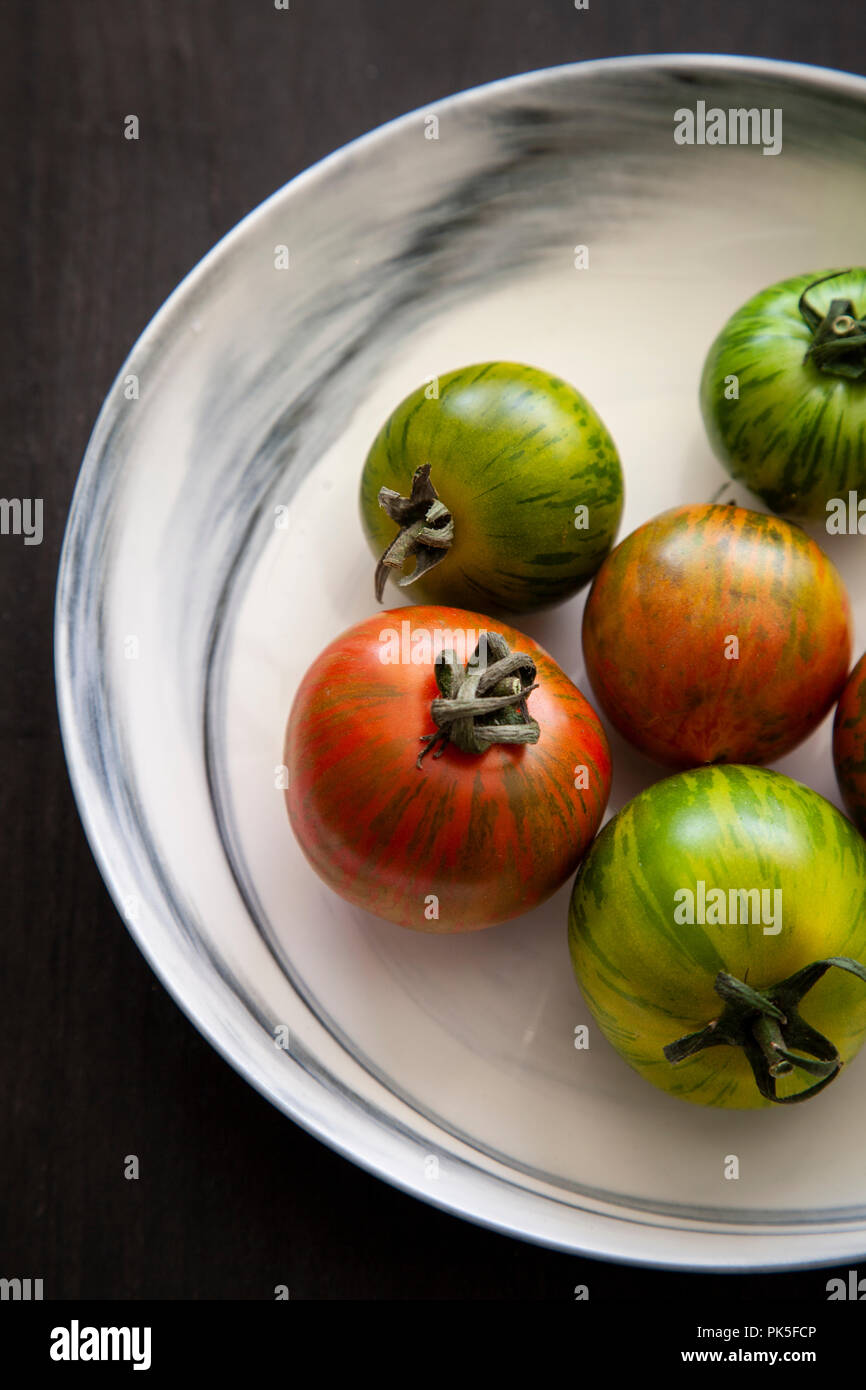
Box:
[359,362,623,614]
[284,605,611,931]
[582,503,851,767]
[833,653,866,838]
[700,268,866,518]
[568,766,866,1108]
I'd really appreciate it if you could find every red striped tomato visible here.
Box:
[582,503,851,767]
[284,606,611,930]
[833,653,866,837]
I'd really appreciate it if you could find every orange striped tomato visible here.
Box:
[582,503,851,767]
[284,606,611,930]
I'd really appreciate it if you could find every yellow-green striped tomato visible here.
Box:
[568,765,866,1108]
[359,362,623,614]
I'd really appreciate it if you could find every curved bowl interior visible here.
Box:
[56,55,866,1270]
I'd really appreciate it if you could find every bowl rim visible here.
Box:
[54,52,866,1274]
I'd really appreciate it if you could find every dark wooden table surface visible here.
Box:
[3,0,865,1301]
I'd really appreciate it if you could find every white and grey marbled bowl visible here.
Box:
[56,55,866,1270]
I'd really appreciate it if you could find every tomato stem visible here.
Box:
[417,631,540,768]
[799,271,866,380]
[374,464,454,602]
[664,956,866,1103]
